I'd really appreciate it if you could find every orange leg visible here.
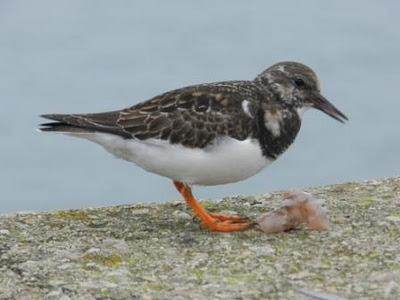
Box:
[173,181,252,232]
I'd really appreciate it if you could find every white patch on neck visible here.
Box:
[241,100,253,118]
[296,106,310,119]
[270,82,294,101]
[276,65,286,72]
[264,110,283,137]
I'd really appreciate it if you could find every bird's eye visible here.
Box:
[294,78,306,88]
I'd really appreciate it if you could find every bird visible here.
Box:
[39,61,348,232]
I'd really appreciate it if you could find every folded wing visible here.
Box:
[40,82,256,148]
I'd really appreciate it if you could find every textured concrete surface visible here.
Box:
[0,177,399,299]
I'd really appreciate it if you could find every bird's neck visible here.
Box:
[253,107,301,160]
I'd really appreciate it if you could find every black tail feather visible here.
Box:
[38,113,131,137]
[38,121,97,134]
[40,114,67,122]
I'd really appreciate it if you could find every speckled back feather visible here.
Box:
[41,81,262,149]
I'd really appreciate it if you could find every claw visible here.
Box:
[173,181,252,232]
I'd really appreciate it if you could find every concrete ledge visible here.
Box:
[1,177,399,299]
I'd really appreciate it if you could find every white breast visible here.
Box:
[68,133,272,186]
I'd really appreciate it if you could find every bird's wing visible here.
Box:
[40,111,132,138]
[117,82,257,148]
[40,81,259,148]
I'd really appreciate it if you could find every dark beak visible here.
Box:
[310,92,348,123]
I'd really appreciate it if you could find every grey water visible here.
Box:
[1,1,399,213]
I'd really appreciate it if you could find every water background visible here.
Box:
[1,1,399,213]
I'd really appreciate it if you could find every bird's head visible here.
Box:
[255,61,348,123]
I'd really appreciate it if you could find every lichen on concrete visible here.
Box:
[0,177,399,299]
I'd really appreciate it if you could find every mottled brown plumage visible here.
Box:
[42,81,262,149]
[117,82,259,148]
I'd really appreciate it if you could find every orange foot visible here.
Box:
[208,212,249,222]
[173,181,253,232]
